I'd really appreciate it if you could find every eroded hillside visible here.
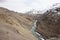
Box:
[0,7,37,40]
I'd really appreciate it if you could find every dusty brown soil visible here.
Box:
[0,7,36,40]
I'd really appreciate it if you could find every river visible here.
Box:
[31,20,45,40]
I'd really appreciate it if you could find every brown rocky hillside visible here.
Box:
[36,7,60,40]
[0,7,37,40]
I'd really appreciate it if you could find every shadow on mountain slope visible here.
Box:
[36,7,60,40]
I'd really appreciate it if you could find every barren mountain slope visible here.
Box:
[36,7,60,40]
[0,7,36,40]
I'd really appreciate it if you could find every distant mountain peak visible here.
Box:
[26,9,42,14]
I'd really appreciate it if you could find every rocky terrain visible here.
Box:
[0,7,37,40]
[36,7,60,40]
[0,6,60,40]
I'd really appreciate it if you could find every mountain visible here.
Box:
[25,9,42,14]
[1,6,60,40]
[0,7,37,40]
[36,6,60,40]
